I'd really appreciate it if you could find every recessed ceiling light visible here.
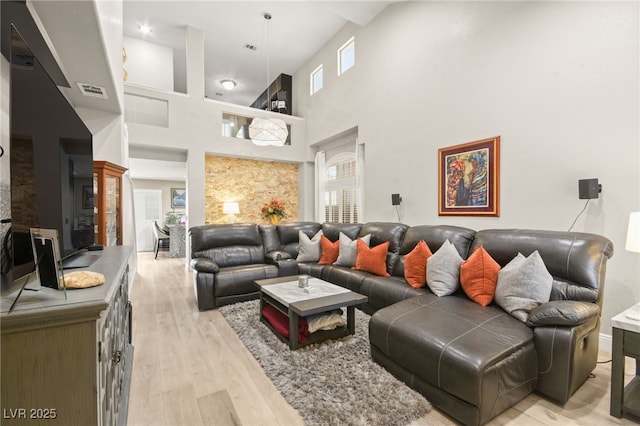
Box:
[221,80,236,90]
[138,25,152,35]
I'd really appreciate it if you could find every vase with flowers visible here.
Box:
[261,198,286,225]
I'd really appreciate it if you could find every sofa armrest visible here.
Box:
[265,250,292,262]
[527,300,600,327]
[190,258,220,273]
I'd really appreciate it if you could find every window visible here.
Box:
[310,64,323,95]
[221,113,291,145]
[338,37,355,75]
[324,153,359,223]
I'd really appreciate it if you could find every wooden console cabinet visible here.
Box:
[94,161,128,247]
[1,246,134,425]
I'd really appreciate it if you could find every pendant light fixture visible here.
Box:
[249,13,288,147]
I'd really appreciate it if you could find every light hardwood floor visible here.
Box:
[128,252,637,426]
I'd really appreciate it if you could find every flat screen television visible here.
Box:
[1,5,95,288]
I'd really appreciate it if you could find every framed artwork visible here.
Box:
[438,136,500,216]
[82,186,94,209]
[171,188,186,209]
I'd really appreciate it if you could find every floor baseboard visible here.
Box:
[600,332,612,355]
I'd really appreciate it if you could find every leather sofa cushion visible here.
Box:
[527,300,600,327]
[321,265,368,294]
[470,229,614,304]
[214,264,278,297]
[319,265,426,310]
[360,275,427,309]
[321,222,362,242]
[370,294,536,408]
[276,222,322,257]
[191,223,262,253]
[191,258,219,273]
[398,225,476,257]
[297,262,325,278]
[198,246,266,268]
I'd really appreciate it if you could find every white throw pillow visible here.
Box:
[296,230,323,262]
[334,232,371,267]
[495,251,553,322]
[426,239,464,297]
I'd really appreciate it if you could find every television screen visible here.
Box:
[7,23,94,282]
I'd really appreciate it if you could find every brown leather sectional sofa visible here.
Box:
[189,221,613,425]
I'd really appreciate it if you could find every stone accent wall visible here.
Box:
[10,137,39,232]
[204,155,299,225]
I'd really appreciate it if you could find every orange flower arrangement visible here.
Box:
[261,198,287,220]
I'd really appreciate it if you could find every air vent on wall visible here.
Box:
[77,82,108,99]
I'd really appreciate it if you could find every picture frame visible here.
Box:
[171,188,186,209]
[30,228,66,292]
[438,136,500,216]
[82,186,94,209]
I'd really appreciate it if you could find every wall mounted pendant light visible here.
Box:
[249,13,288,147]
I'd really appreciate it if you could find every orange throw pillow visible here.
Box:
[460,246,501,306]
[353,240,390,276]
[318,236,340,265]
[404,240,432,288]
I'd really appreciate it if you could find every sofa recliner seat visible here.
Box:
[190,223,279,310]
[370,294,538,426]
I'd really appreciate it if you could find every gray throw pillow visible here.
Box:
[296,230,323,262]
[495,251,553,323]
[334,232,371,267]
[426,240,463,297]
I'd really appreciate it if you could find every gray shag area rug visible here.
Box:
[218,300,431,426]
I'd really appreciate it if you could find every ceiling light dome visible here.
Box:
[221,79,236,90]
[138,24,152,35]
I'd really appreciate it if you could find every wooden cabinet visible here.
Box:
[94,161,127,246]
[1,246,133,425]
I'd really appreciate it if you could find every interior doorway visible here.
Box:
[133,189,162,252]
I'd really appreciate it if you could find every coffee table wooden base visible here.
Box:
[256,276,367,350]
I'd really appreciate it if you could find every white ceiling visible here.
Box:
[123,0,397,107]
[27,1,397,181]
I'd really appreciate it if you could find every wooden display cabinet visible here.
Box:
[93,161,127,246]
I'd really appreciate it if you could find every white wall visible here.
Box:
[132,178,186,216]
[124,36,174,91]
[294,1,640,337]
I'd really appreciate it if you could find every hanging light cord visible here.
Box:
[567,199,591,232]
[264,13,272,111]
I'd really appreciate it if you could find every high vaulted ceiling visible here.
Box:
[123,1,398,107]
